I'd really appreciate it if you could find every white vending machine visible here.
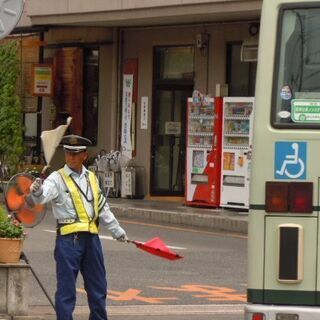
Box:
[220,97,254,209]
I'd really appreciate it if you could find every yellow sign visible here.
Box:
[32,64,53,96]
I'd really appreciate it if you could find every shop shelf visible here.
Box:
[224,133,249,137]
[188,132,214,136]
[224,116,250,120]
[189,115,215,120]
[224,144,248,149]
[188,144,212,149]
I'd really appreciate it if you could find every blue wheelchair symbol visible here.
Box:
[275,142,306,180]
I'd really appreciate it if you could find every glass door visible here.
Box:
[151,88,192,195]
[151,46,194,196]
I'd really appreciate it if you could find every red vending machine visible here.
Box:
[185,94,223,207]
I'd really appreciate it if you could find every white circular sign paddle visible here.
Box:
[0,0,24,40]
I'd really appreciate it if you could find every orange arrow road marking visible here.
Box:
[78,284,246,303]
[108,289,178,303]
[77,288,178,304]
[150,285,246,302]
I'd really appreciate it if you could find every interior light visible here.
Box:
[289,182,313,213]
[265,181,289,212]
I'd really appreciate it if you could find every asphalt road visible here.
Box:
[22,208,247,320]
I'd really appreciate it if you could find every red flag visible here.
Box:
[131,237,183,261]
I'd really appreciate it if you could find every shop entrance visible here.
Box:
[151,46,194,196]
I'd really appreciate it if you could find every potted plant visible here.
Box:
[0,205,25,263]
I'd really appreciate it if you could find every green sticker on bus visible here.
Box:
[291,99,320,122]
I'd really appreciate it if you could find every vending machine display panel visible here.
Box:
[185,95,223,207]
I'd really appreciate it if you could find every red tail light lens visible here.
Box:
[289,182,313,213]
[252,313,265,320]
[265,181,313,213]
[266,182,289,212]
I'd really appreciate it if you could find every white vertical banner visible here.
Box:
[140,96,148,129]
[121,74,134,159]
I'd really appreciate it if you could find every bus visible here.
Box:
[245,0,320,319]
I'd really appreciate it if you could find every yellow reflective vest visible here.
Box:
[58,168,100,235]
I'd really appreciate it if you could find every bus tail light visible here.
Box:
[266,181,313,213]
[252,313,265,320]
[266,182,288,212]
[289,182,313,213]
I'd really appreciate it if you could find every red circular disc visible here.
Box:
[6,173,46,228]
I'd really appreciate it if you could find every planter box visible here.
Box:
[0,262,30,316]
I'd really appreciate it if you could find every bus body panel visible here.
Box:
[264,217,317,292]
[247,0,320,318]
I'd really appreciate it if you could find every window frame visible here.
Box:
[271,3,320,129]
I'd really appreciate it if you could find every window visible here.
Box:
[154,46,194,81]
[53,47,99,144]
[83,49,99,144]
[273,6,320,128]
[226,43,257,97]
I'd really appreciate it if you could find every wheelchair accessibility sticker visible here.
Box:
[275,141,306,180]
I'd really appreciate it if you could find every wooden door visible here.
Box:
[53,48,83,135]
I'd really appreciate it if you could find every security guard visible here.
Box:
[30,134,127,320]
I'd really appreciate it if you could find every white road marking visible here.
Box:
[107,304,245,315]
[31,304,245,316]
[43,229,56,234]
[98,235,114,240]
[43,229,186,250]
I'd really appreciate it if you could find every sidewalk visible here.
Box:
[107,198,248,235]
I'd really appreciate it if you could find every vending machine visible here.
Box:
[185,94,223,207]
[220,97,254,209]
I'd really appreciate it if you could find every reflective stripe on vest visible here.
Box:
[58,169,100,235]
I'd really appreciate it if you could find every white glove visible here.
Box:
[110,225,128,242]
[30,178,43,196]
[117,233,128,242]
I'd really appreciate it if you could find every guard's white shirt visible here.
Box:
[33,164,124,238]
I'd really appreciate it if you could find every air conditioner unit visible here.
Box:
[240,35,259,62]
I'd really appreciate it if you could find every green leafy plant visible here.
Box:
[0,205,25,239]
[0,40,24,175]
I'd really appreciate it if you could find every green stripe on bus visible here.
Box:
[248,289,318,305]
[249,205,320,211]
[247,289,263,302]
[249,204,265,210]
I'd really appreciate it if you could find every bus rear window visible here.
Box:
[273,7,320,128]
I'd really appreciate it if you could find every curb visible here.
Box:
[110,205,248,235]
[0,316,44,320]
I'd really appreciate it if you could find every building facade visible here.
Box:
[16,0,262,199]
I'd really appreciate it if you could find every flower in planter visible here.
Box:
[0,205,25,239]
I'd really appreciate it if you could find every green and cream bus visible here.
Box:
[246,0,320,319]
